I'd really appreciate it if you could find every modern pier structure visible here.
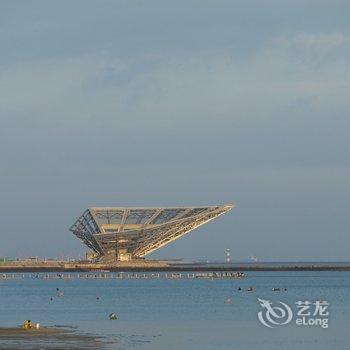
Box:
[70,205,234,262]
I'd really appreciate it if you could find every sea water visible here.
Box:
[0,271,349,349]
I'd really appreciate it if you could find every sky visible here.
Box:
[0,0,349,261]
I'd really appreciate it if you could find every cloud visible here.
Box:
[1,32,349,173]
[277,33,350,48]
[1,33,349,130]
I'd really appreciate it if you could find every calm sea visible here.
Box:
[0,271,349,349]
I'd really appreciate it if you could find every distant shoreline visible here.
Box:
[1,261,350,272]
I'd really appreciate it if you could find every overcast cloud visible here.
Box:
[0,1,349,261]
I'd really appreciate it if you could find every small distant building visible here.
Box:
[70,204,234,263]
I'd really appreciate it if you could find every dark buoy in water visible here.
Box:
[109,313,117,320]
[238,287,242,291]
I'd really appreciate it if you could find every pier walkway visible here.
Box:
[0,271,244,281]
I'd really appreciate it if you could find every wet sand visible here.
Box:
[0,327,67,335]
[0,327,110,350]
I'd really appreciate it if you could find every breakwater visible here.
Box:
[1,261,350,272]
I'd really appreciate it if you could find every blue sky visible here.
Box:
[0,1,349,261]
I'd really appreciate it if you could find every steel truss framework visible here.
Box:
[70,204,234,261]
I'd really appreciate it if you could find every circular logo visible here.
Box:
[257,298,293,328]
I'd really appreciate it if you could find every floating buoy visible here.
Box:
[109,313,117,320]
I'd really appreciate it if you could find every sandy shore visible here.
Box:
[0,327,109,350]
[0,327,68,335]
